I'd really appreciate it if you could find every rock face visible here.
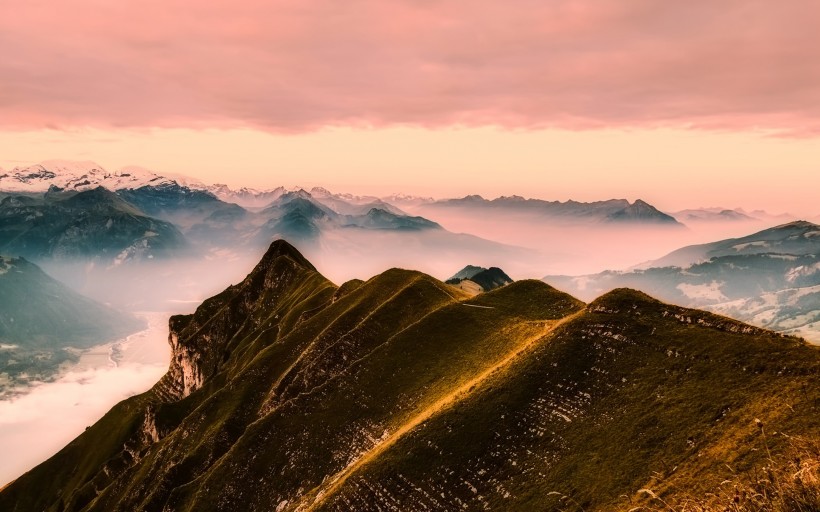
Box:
[3,242,820,512]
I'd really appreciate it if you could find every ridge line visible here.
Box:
[297,309,585,511]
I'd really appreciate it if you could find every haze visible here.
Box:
[1,0,819,489]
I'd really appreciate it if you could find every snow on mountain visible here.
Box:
[205,184,286,208]
[0,161,179,192]
[308,187,407,215]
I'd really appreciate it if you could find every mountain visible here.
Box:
[258,190,441,242]
[707,285,820,342]
[641,220,820,269]
[0,187,187,263]
[310,187,408,216]
[545,221,820,341]
[0,255,143,396]
[0,161,181,193]
[446,265,513,293]
[117,183,250,247]
[671,207,758,223]
[205,184,286,208]
[3,241,819,511]
[605,199,680,224]
[421,195,684,226]
[116,183,227,218]
[351,208,441,231]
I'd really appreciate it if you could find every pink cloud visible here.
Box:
[1,0,819,133]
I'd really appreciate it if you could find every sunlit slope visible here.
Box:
[0,241,582,511]
[315,290,820,511]
[2,242,819,512]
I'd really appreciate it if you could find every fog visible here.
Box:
[0,313,169,486]
[405,205,790,276]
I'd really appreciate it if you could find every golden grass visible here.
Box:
[638,433,820,512]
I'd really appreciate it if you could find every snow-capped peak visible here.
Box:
[0,160,182,193]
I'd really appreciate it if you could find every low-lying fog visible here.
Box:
[0,313,169,486]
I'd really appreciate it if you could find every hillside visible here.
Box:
[0,187,187,262]
[0,255,143,395]
[2,242,819,511]
[545,221,820,341]
[643,220,820,269]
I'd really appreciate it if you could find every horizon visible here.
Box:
[0,156,814,218]
[2,2,819,215]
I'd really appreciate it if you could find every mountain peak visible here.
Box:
[606,199,682,225]
[775,219,818,230]
[588,287,662,311]
[257,239,316,271]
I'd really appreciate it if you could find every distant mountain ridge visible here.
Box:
[2,161,680,227]
[421,194,684,226]
[545,221,820,341]
[0,187,187,263]
[642,220,820,268]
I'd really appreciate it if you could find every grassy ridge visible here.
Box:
[2,244,819,512]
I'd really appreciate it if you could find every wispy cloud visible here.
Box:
[1,1,818,133]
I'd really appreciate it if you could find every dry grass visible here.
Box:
[638,430,820,512]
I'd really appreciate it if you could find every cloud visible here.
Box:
[1,0,819,134]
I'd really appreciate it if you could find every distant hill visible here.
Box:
[0,255,143,395]
[258,190,442,242]
[545,221,820,341]
[642,220,820,269]
[4,241,819,511]
[446,265,513,292]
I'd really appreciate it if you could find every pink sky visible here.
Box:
[1,1,818,213]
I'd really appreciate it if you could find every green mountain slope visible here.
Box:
[2,241,819,512]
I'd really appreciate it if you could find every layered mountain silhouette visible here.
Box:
[0,255,142,395]
[0,187,186,262]
[421,195,683,226]
[3,241,819,511]
[545,221,820,341]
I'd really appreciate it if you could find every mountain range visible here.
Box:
[2,241,819,511]
[0,187,186,263]
[418,195,683,226]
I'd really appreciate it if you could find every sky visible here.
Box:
[1,0,818,214]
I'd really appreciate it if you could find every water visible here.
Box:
[0,312,171,487]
